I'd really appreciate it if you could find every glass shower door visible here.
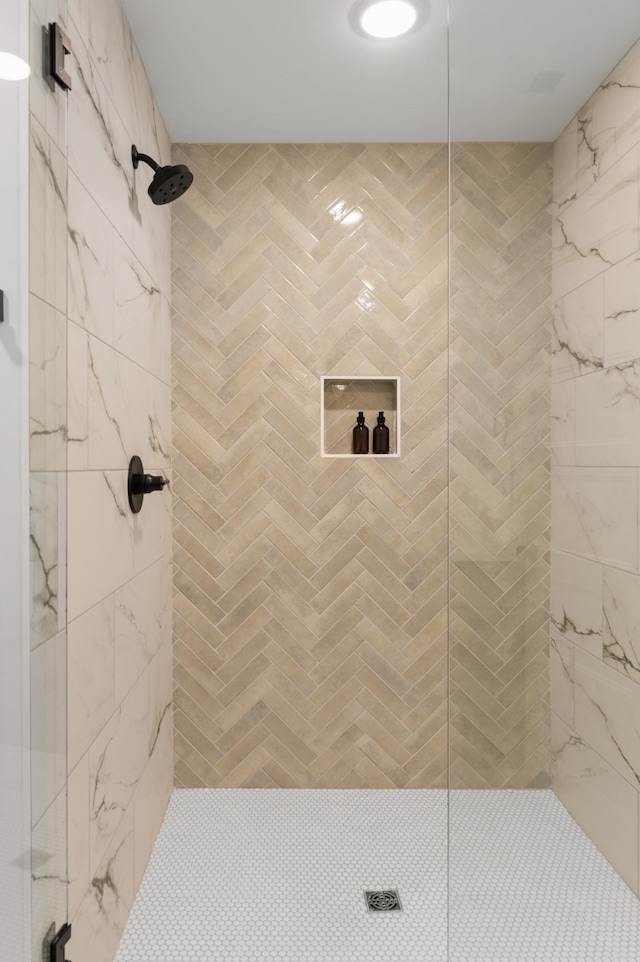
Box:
[0,1,33,961]
[447,0,640,958]
[28,0,69,958]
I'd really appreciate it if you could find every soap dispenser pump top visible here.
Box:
[352,411,369,454]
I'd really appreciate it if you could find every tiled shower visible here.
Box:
[551,40,640,896]
[171,140,552,791]
[2,0,639,960]
[27,1,173,959]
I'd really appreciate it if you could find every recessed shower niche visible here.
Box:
[321,376,400,457]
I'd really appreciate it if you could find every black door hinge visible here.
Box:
[49,923,71,962]
[43,22,72,92]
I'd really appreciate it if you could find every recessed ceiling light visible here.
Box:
[0,51,31,81]
[351,0,428,40]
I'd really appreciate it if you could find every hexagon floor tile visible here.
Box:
[114,789,640,962]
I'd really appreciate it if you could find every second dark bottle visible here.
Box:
[352,411,369,454]
[372,411,390,454]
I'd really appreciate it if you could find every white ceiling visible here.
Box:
[121,0,640,143]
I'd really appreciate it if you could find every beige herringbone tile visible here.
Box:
[449,143,552,789]
[172,143,550,789]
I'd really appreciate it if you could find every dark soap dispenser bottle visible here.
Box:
[372,411,390,454]
[352,411,369,454]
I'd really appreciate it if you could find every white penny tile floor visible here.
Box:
[115,789,640,962]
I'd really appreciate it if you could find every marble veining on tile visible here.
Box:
[550,379,575,465]
[68,753,90,920]
[575,362,640,466]
[604,253,640,367]
[30,115,68,315]
[67,321,90,469]
[31,789,68,962]
[574,646,640,791]
[30,472,63,650]
[68,170,115,344]
[67,470,135,621]
[29,1,173,961]
[576,42,640,194]
[89,673,150,876]
[28,4,71,960]
[551,39,640,895]
[553,147,639,301]
[68,597,116,772]
[551,465,637,570]
[552,712,640,893]
[551,275,604,382]
[550,550,603,656]
[30,632,67,827]
[553,117,578,210]
[603,567,640,682]
[29,295,67,472]
[73,805,136,962]
[114,558,171,705]
[67,15,136,246]
[114,238,168,383]
[550,633,576,728]
[36,4,177,961]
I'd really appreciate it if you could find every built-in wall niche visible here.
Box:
[321,376,400,458]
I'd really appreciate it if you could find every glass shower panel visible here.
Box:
[28,1,69,959]
[448,0,640,957]
[0,1,31,960]
[119,3,453,962]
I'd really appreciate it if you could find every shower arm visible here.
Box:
[131,145,159,172]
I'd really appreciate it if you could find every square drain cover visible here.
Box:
[365,890,402,912]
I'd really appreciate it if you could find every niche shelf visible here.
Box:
[321,376,400,458]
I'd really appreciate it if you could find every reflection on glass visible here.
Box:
[0,50,30,80]
[449,1,640,958]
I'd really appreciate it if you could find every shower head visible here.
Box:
[131,144,193,205]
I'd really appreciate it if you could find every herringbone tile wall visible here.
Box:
[171,142,551,789]
[449,143,552,788]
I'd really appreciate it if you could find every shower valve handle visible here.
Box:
[127,456,169,513]
[135,473,170,495]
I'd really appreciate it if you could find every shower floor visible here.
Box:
[114,789,640,962]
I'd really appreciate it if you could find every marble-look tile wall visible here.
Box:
[64,0,174,956]
[551,38,640,898]
[29,1,173,960]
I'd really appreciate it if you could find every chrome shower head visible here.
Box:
[131,144,193,205]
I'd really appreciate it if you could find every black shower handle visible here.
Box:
[133,472,170,495]
[128,455,169,513]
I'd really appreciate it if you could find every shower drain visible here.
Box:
[365,890,402,912]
